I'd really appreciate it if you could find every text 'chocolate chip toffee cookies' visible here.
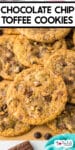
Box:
[0,28,75,138]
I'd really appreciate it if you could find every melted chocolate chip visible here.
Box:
[62,62,67,67]
[44,95,52,102]
[26,89,33,98]
[0,76,4,81]
[1,104,7,111]
[37,107,42,112]
[34,132,42,139]
[19,66,24,72]
[0,30,3,35]
[64,77,73,85]
[44,133,52,140]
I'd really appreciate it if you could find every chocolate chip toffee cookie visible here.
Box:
[0,81,31,137]
[45,50,75,104]
[0,35,25,80]
[47,104,75,135]
[18,28,71,43]
[73,29,75,47]
[7,66,67,125]
[13,35,67,67]
[0,35,17,50]
[0,28,19,35]
[65,29,74,49]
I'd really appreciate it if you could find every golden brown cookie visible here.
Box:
[73,29,75,46]
[47,104,75,135]
[7,66,67,125]
[0,28,19,35]
[45,50,75,104]
[0,35,17,50]
[65,29,74,49]
[0,80,10,116]
[0,116,31,137]
[18,28,71,43]
[0,35,25,80]
[13,35,67,67]
[0,81,31,137]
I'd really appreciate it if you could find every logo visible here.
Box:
[54,140,73,149]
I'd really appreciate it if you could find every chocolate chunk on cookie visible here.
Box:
[8,141,33,150]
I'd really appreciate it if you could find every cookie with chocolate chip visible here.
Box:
[18,28,71,43]
[0,115,31,137]
[0,35,25,80]
[45,50,75,104]
[47,104,75,135]
[7,66,67,125]
[0,81,10,116]
[0,35,17,50]
[0,81,31,137]
[13,35,67,67]
[65,29,74,49]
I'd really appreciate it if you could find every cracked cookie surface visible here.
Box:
[18,28,71,43]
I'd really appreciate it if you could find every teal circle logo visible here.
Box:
[45,134,75,150]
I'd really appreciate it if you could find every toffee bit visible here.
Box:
[44,95,52,102]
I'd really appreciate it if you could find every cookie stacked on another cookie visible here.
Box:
[0,28,75,138]
[0,80,31,137]
[0,33,32,137]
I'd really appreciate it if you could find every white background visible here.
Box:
[0,141,46,150]
[0,2,75,27]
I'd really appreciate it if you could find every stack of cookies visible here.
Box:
[0,28,75,137]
